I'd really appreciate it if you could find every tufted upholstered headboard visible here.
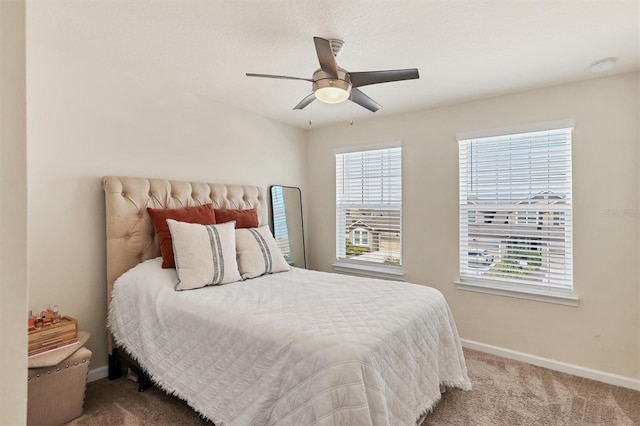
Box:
[102,176,268,353]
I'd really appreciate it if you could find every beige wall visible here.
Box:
[26,42,307,370]
[22,10,640,385]
[306,72,640,380]
[0,0,28,423]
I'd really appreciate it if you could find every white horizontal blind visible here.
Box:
[336,145,402,266]
[458,127,573,290]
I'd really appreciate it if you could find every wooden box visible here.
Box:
[28,316,78,356]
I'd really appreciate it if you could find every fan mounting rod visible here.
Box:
[329,39,344,57]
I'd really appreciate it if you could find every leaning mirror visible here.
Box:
[270,185,306,269]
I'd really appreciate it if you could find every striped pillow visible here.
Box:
[166,219,241,290]
[236,226,291,279]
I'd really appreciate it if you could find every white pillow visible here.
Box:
[235,226,291,279]
[167,219,241,290]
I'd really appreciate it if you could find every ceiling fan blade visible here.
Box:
[313,37,339,78]
[293,93,316,110]
[349,69,419,88]
[246,73,313,82]
[350,88,382,112]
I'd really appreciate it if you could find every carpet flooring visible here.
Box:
[66,348,640,425]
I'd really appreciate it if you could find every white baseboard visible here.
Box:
[461,339,640,391]
[87,365,109,383]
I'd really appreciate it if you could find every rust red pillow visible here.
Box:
[214,208,259,229]
[147,204,216,268]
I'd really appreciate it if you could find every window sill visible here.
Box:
[455,279,579,306]
[333,261,404,281]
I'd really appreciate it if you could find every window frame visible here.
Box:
[455,120,578,306]
[333,142,404,280]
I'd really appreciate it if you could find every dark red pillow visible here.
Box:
[214,208,259,229]
[147,204,216,268]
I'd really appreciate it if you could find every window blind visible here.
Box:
[336,145,402,266]
[458,127,573,291]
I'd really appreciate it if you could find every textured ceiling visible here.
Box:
[28,0,640,129]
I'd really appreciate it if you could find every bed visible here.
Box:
[103,176,471,425]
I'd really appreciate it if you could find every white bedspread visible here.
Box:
[108,258,471,425]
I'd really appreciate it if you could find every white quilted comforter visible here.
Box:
[108,258,470,425]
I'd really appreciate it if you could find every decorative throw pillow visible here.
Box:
[235,225,291,279]
[166,219,241,290]
[215,208,259,229]
[147,204,216,268]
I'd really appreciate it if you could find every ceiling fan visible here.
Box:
[246,37,419,112]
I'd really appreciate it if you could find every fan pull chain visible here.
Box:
[309,102,313,126]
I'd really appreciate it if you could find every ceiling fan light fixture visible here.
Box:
[312,68,351,104]
[315,86,351,104]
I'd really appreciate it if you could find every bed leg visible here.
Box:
[111,346,153,391]
[138,373,152,392]
[108,348,123,380]
[439,383,446,394]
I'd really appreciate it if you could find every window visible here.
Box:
[517,211,538,225]
[457,120,576,305]
[334,143,402,279]
[352,228,369,246]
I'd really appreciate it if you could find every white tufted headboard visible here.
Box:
[102,176,268,353]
